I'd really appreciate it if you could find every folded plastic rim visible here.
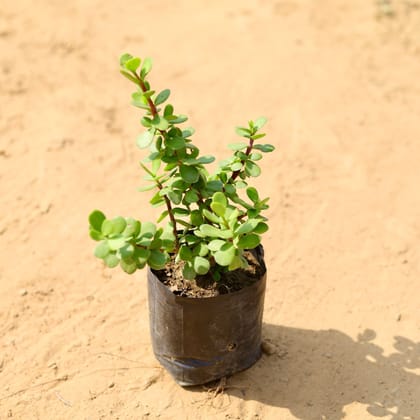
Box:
[147,246,267,386]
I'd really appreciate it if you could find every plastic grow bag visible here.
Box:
[147,249,266,386]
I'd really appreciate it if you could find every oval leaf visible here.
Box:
[245,161,261,177]
[254,116,267,130]
[228,142,248,151]
[155,89,171,105]
[94,241,110,259]
[104,253,119,268]
[208,239,225,251]
[137,131,154,149]
[235,219,260,235]
[125,57,141,72]
[89,210,106,231]
[180,165,199,184]
[246,187,259,203]
[214,243,236,266]
[237,234,261,249]
[193,256,210,275]
[148,250,167,269]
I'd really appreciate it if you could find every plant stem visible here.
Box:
[230,138,254,182]
[155,179,180,251]
[134,74,159,118]
[134,71,179,251]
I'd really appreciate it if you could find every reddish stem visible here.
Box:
[134,72,179,251]
[230,138,254,182]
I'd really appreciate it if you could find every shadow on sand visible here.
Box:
[195,324,420,419]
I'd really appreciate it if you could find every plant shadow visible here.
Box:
[210,324,419,419]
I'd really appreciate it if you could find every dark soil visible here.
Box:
[153,246,266,298]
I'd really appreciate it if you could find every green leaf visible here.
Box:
[206,180,223,192]
[254,222,269,234]
[173,207,190,216]
[94,241,110,258]
[228,142,248,151]
[228,255,243,271]
[120,259,137,274]
[180,165,199,184]
[210,192,227,217]
[89,228,103,241]
[111,217,127,234]
[254,117,267,130]
[202,209,221,224]
[237,234,261,249]
[193,256,210,275]
[194,243,209,257]
[167,136,185,150]
[185,190,199,204]
[253,144,275,153]
[120,70,139,84]
[245,161,261,177]
[136,248,151,265]
[210,202,225,217]
[179,245,193,262]
[175,218,191,228]
[120,53,133,66]
[148,250,167,270]
[125,57,141,72]
[157,210,169,223]
[141,116,152,128]
[171,179,187,189]
[250,152,263,161]
[152,116,169,131]
[246,187,259,203]
[235,127,252,137]
[235,219,260,235]
[123,219,141,238]
[89,210,106,231]
[231,162,243,171]
[140,221,157,238]
[214,243,236,266]
[190,210,203,226]
[212,192,227,207]
[104,253,119,268]
[224,185,235,196]
[184,156,214,166]
[140,57,152,78]
[150,191,165,207]
[137,131,154,149]
[108,237,127,250]
[235,181,248,189]
[120,244,135,259]
[164,104,174,117]
[169,114,188,124]
[152,158,161,174]
[167,191,182,205]
[138,184,156,192]
[155,89,170,105]
[183,264,196,280]
[101,219,113,236]
[208,239,225,251]
[149,238,163,250]
[182,127,195,138]
[199,224,232,239]
[227,208,239,222]
[251,133,266,140]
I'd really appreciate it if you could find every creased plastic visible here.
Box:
[147,247,266,386]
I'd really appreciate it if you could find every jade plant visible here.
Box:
[88,53,274,281]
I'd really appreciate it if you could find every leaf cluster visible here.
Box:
[89,53,275,280]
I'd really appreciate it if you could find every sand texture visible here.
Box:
[1,0,419,419]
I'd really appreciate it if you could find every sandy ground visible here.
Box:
[1,0,420,419]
